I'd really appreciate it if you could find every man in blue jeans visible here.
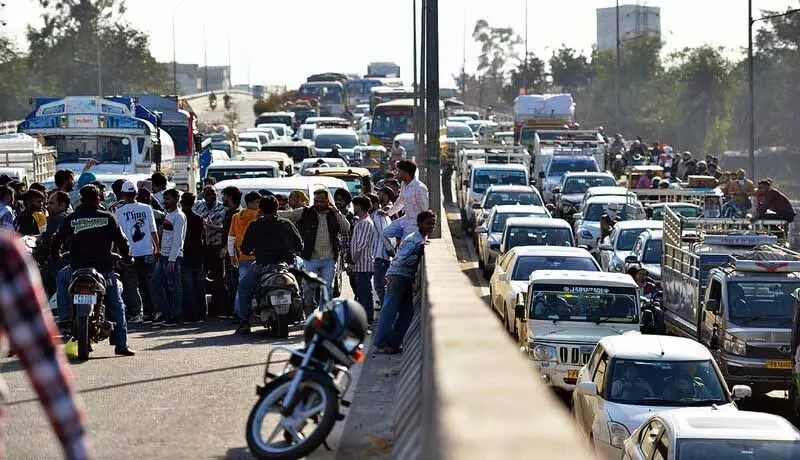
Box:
[350,196,378,325]
[150,189,186,325]
[373,210,436,354]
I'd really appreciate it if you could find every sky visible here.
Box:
[3,0,798,89]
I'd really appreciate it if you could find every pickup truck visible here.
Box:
[0,133,56,185]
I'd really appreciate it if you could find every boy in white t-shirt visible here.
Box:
[115,181,159,323]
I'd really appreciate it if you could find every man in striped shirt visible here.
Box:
[350,196,378,325]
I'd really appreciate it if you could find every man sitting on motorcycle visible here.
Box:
[50,184,136,356]
[236,195,304,335]
[209,91,217,103]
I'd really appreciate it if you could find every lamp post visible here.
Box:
[615,0,621,133]
[747,1,800,179]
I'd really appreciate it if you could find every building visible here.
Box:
[160,62,201,95]
[199,66,231,92]
[596,4,661,51]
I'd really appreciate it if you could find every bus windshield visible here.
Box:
[47,135,133,164]
[530,284,638,323]
[371,107,413,138]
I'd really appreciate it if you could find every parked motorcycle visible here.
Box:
[252,263,304,338]
[245,269,367,460]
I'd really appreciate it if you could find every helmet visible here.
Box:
[331,144,342,151]
[304,298,368,345]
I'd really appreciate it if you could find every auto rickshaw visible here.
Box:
[302,166,373,196]
[353,145,389,179]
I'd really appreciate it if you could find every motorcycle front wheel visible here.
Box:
[246,374,339,460]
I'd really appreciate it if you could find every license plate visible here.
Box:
[567,369,579,379]
[766,360,792,369]
[270,294,292,305]
[73,294,97,304]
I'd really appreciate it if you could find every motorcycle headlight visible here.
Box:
[723,333,747,356]
[608,421,631,448]
[532,344,557,361]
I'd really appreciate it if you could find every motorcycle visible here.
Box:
[224,97,232,111]
[640,292,666,335]
[245,269,367,460]
[209,98,217,111]
[252,263,304,338]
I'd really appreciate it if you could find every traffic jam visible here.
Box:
[457,92,800,458]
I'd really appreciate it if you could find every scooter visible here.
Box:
[252,263,304,338]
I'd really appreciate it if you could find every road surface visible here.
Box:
[188,92,256,131]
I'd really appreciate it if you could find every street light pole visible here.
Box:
[523,0,528,93]
[425,0,441,237]
[615,0,621,132]
[748,0,755,179]
[413,0,419,161]
[171,0,188,95]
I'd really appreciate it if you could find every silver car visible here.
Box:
[598,220,663,272]
[476,205,550,278]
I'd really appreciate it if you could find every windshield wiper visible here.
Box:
[594,316,629,325]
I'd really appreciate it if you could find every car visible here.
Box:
[476,205,551,278]
[622,408,800,460]
[238,141,261,153]
[313,127,359,161]
[445,122,478,154]
[573,195,646,250]
[648,202,701,221]
[466,119,488,134]
[265,140,315,164]
[205,160,281,183]
[490,246,600,336]
[460,163,531,234]
[540,155,600,202]
[492,131,515,145]
[256,123,293,141]
[237,132,263,150]
[247,127,277,144]
[572,335,752,460]
[499,216,575,255]
[624,229,663,280]
[552,172,617,219]
[473,184,545,232]
[579,186,638,212]
[599,220,663,273]
[213,176,348,208]
[296,157,349,175]
[296,123,316,141]
[447,116,472,124]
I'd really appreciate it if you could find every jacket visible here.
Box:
[241,215,303,265]
[50,205,130,273]
[297,207,340,260]
[228,208,260,261]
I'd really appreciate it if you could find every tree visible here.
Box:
[506,52,547,101]
[0,38,33,120]
[549,46,592,93]
[472,19,522,105]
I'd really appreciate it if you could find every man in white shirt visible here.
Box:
[115,181,159,323]
[149,189,186,325]
[383,159,429,238]
[150,172,168,207]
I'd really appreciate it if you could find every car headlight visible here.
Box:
[608,421,631,448]
[723,333,747,356]
[532,344,557,361]
[580,230,593,239]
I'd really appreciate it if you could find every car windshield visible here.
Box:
[491,212,546,232]
[484,191,543,208]
[240,144,260,152]
[48,134,133,164]
[584,203,640,222]
[616,228,649,250]
[264,126,285,136]
[642,240,662,264]
[267,145,311,162]
[207,167,276,182]
[472,170,527,194]
[548,158,598,176]
[504,226,573,249]
[651,205,701,220]
[315,134,358,150]
[563,176,616,194]
[606,358,726,405]
[210,142,231,155]
[239,135,259,144]
[340,176,363,195]
[728,281,800,327]
[301,128,314,140]
[256,115,292,126]
[371,112,411,137]
[530,284,638,323]
[677,439,800,460]
[447,125,474,138]
[512,256,598,280]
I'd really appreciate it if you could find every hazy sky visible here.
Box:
[4,0,798,88]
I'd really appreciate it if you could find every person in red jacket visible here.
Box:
[754,179,795,222]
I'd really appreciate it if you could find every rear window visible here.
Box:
[267,145,311,162]
[484,191,542,208]
[505,226,574,250]
[256,115,293,126]
[207,167,276,182]
[548,158,599,175]
[513,255,598,280]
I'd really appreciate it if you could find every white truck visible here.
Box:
[661,206,799,396]
[513,93,575,146]
[0,133,56,185]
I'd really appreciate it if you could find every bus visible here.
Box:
[345,78,404,108]
[369,86,416,114]
[297,81,346,117]
[367,62,401,78]
[369,98,445,149]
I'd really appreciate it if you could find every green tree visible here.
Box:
[472,19,522,105]
[506,52,547,101]
[0,38,33,120]
[549,46,592,94]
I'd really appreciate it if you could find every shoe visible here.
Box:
[163,317,180,326]
[130,314,144,324]
[114,346,136,356]
[152,313,165,324]
[235,323,251,335]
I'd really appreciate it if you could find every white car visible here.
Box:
[622,408,800,460]
[490,246,600,337]
[552,171,617,218]
[579,186,638,212]
[257,123,293,141]
[573,195,645,250]
[599,220,663,273]
[624,229,663,281]
[213,176,348,208]
[247,127,277,143]
[296,123,315,141]
[476,205,551,278]
[313,127,359,161]
[473,184,545,233]
[205,160,281,183]
[573,335,752,460]
[296,157,348,175]
[499,216,575,255]
[237,133,263,150]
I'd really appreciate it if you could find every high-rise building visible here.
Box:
[596,4,661,51]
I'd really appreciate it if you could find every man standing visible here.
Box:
[51,185,135,356]
[228,191,262,321]
[351,196,378,325]
[236,196,303,334]
[150,189,186,325]
[14,189,45,235]
[384,160,429,238]
[754,179,795,222]
[222,186,242,316]
[180,192,207,322]
[194,186,228,317]
[371,189,394,308]
[334,188,355,297]
[374,210,436,354]
[114,181,159,324]
[38,191,71,295]
[0,185,15,230]
[389,140,406,170]
[441,153,454,206]
[150,172,168,207]
[280,189,350,295]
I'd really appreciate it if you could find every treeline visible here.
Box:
[0,0,169,121]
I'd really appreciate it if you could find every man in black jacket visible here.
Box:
[51,185,136,356]
[236,195,303,334]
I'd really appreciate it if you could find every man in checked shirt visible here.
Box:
[0,231,92,459]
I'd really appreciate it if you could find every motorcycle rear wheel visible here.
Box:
[246,374,339,460]
[76,315,90,361]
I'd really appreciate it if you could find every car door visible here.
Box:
[699,277,723,346]
[579,349,609,437]
[492,252,511,312]
[478,210,495,262]
[632,419,664,460]
[650,429,671,460]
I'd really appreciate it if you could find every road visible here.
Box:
[188,91,256,131]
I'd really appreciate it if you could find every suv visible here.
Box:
[624,229,663,281]
[573,195,645,250]
[473,185,544,236]
[552,172,617,220]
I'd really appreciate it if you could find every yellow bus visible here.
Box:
[369,98,446,150]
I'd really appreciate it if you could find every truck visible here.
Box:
[17,96,175,180]
[513,93,575,145]
[366,62,400,78]
[662,206,800,396]
[0,133,56,185]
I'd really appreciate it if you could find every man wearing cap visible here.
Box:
[115,181,159,323]
[600,203,621,243]
[754,179,795,222]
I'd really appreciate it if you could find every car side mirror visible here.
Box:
[471,203,482,209]
[625,255,639,264]
[599,244,613,251]
[575,382,598,397]
[705,299,720,313]
[514,304,525,319]
[538,171,546,179]
[476,226,488,234]
[731,385,752,400]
